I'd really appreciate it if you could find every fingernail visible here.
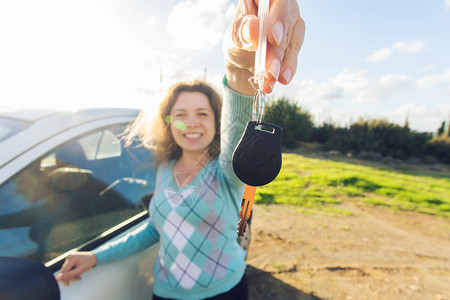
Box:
[241,18,252,45]
[281,68,291,82]
[269,59,281,80]
[267,81,275,93]
[272,21,283,46]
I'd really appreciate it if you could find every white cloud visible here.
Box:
[308,105,367,127]
[388,103,450,133]
[147,12,161,26]
[392,40,426,53]
[275,69,414,105]
[367,48,392,63]
[330,69,369,93]
[356,74,413,104]
[166,0,235,50]
[328,70,413,104]
[446,0,450,9]
[418,64,435,73]
[299,80,344,101]
[275,78,344,105]
[379,74,413,93]
[416,69,450,89]
[367,40,426,63]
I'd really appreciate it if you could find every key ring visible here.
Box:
[252,88,265,125]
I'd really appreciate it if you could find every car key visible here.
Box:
[233,121,282,236]
[234,0,282,237]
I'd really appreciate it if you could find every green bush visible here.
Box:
[427,136,450,163]
[321,118,433,160]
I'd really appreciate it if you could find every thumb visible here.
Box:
[223,14,259,73]
[235,15,259,51]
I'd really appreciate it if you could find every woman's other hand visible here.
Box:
[54,252,98,286]
[224,0,305,95]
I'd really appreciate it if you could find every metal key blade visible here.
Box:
[237,185,256,237]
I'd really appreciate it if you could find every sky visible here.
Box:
[0,0,449,133]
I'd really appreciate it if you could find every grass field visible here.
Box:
[255,153,450,218]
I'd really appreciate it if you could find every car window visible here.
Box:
[0,124,155,263]
[78,130,122,160]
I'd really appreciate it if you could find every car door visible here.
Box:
[0,122,159,299]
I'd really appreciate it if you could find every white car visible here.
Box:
[0,108,159,300]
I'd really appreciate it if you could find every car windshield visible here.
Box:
[0,118,31,143]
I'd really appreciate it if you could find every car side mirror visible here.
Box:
[0,256,60,300]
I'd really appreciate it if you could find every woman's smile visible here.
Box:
[184,133,202,140]
[182,132,204,144]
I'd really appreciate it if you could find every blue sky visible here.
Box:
[1,0,449,132]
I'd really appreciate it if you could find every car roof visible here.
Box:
[0,109,65,123]
[0,108,141,183]
[0,108,140,123]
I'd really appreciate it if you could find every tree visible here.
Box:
[404,114,409,128]
[437,121,445,136]
[448,115,450,137]
[264,97,314,149]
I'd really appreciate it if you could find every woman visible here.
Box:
[56,0,305,299]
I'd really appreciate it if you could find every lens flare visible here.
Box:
[174,120,187,131]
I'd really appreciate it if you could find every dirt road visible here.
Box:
[245,203,450,300]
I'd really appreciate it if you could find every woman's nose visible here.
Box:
[185,114,199,127]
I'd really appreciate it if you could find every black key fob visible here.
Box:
[232,121,282,186]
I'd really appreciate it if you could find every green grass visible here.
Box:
[255,153,450,218]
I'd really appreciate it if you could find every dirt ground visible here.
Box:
[245,202,450,300]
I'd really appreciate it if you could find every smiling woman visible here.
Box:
[134,81,223,164]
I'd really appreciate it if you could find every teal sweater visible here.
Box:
[93,78,253,299]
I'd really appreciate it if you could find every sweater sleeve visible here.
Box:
[92,217,160,265]
[219,76,254,186]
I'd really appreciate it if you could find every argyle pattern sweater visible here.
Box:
[93,78,253,299]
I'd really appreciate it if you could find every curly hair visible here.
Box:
[123,80,222,165]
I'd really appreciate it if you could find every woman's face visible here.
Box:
[169,91,216,156]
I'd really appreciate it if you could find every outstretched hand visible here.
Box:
[224,0,305,95]
[54,252,98,286]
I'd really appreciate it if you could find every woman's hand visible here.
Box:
[224,0,305,95]
[54,252,98,286]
